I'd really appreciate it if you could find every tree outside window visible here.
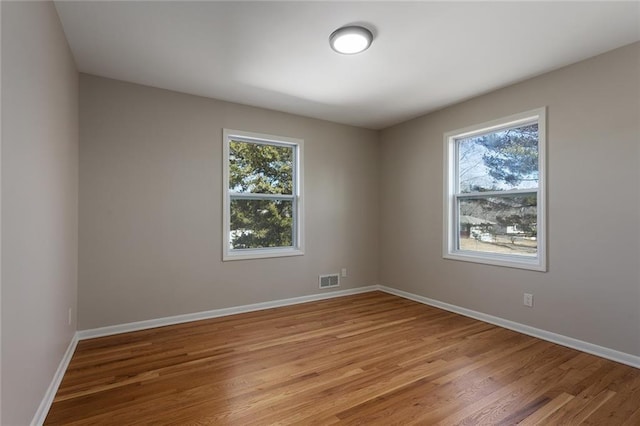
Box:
[444,108,546,271]
[223,130,304,261]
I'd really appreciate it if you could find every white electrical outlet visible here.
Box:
[523,293,534,307]
[68,308,72,325]
[341,268,347,278]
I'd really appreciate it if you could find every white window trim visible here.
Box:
[222,129,304,261]
[443,107,547,272]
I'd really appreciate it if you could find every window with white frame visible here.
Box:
[443,108,546,271]
[222,129,304,261]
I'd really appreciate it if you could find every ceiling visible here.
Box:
[54,1,640,130]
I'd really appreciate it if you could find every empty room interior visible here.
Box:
[2,1,640,424]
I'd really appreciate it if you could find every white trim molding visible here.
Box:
[37,284,639,424]
[31,334,79,426]
[379,286,640,369]
[78,286,378,340]
[443,107,547,272]
[76,284,640,368]
[222,128,305,261]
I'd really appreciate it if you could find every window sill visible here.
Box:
[444,251,546,272]
[223,247,304,262]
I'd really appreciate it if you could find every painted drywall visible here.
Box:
[78,74,379,329]
[380,42,640,356]
[1,2,79,424]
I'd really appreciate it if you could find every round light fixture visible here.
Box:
[329,26,373,55]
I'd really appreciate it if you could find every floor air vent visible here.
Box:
[319,273,340,289]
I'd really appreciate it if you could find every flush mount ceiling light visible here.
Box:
[329,26,373,55]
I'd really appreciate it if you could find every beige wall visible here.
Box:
[380,42,640,356]
[78,74,379,329]
[0,6,636,420]
[1,2,79,424]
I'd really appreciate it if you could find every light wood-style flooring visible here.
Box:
[45,291,640,425]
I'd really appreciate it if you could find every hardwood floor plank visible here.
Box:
[45,291,640,425]
[579,373,640,425]
[519,392,575,425]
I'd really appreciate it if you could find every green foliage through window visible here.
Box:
[230,199,293,249]
[227,139,298,251]
[229,141,293,194]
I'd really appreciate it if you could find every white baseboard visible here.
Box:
[31,333,79,426]
[77,286,379,340]
[77,284,640,369]
[379,285,640,369]
[36,284,638,424]
[33,286,377,424]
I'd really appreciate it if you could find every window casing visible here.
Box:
[223,129,304,261]
[443,108,546,271]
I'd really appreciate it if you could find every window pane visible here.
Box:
[229,140,293,194]
[230,199,293,249]
[458,124,538,193]
[458,194,537,257]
